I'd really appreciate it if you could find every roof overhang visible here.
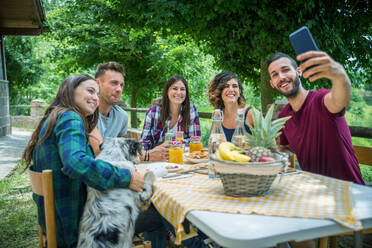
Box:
[0,0,45,35]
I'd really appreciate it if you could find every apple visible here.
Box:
[258,156,275,162]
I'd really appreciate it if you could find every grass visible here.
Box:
[0,164,39,248]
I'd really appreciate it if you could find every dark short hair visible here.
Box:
[208,72,246,109]
[266,52,298,69]
[95,62,125,79]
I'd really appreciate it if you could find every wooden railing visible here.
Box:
[120,107,372,139]
[9,104,372,139]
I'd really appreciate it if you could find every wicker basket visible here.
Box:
[210,153,288,197]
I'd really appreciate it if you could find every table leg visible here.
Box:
[277,242,290,248]
[318,237,328,248]
[354,231,363,248]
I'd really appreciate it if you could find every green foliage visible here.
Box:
[360,165,372,182]
[117,0,371,92]
[347,88,367,116]
[43,0,218,108]
[4,36,44,104]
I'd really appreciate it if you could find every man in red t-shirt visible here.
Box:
[266,51,364,185]
[266,50,365,248]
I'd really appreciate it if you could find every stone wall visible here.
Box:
[10,99,46,130]
[0,80,11,136]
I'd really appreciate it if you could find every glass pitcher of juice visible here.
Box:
[169,140,183,164]
[189,136,203,153]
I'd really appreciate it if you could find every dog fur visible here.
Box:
[77,138,155,248]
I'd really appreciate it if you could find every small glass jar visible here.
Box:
[164,132,173,144]
[189,136,203,153]
[169,140,183,164]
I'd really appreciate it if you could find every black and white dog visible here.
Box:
[77,138,155,248]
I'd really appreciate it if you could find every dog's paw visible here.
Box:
[144,171,156,184]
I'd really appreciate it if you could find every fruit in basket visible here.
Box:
[218,142,251,162]
[232,151,251,162]
[245,104,291,161]
[218,142,238,161]
[247,146,272,162]
[258,156,275,162]
[216,151,223,160]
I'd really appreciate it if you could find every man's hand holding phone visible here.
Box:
[297,51,348,83]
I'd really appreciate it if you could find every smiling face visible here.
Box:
[74,79,99,116]
[97,69,124,105]
[167,80,186,106]
[268,57,302,98]
[221,78,240,104]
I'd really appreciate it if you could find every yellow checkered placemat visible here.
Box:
[151,172,362,244]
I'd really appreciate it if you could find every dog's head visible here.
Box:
[98,138,142,163]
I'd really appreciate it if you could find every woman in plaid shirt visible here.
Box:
[140,75,201,161]
[22,74,145,247]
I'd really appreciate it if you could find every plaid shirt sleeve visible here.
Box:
[140,106,161,150]
[184,104,201,143]
[57,111,131,191]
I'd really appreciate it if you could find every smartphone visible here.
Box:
[289,26,319,56]
[289,26,319,74]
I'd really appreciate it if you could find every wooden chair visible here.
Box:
[133,240,152,248]
[319,145,372,248]
[28,169,57,248]
[28,169,152,248]
[127,128,142,141]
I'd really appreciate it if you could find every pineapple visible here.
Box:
[246,104,291,161]
[247,146,272,162]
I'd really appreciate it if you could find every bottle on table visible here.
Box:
[231,108,247,150]
[208,109,227,179]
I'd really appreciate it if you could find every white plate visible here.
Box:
[146,162,183,173]
[184,153,209,164]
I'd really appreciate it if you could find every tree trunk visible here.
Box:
[130,88,138,128]
[260,58,274,114]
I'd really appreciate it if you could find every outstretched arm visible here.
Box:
[298,51,351,114]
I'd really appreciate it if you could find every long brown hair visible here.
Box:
[22,74,99,169]
[160,75,190,132]
[208,72,246,109]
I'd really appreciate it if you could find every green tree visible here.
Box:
[114,0,371,110]
[44,0,217,126]
[4,36,44,104]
